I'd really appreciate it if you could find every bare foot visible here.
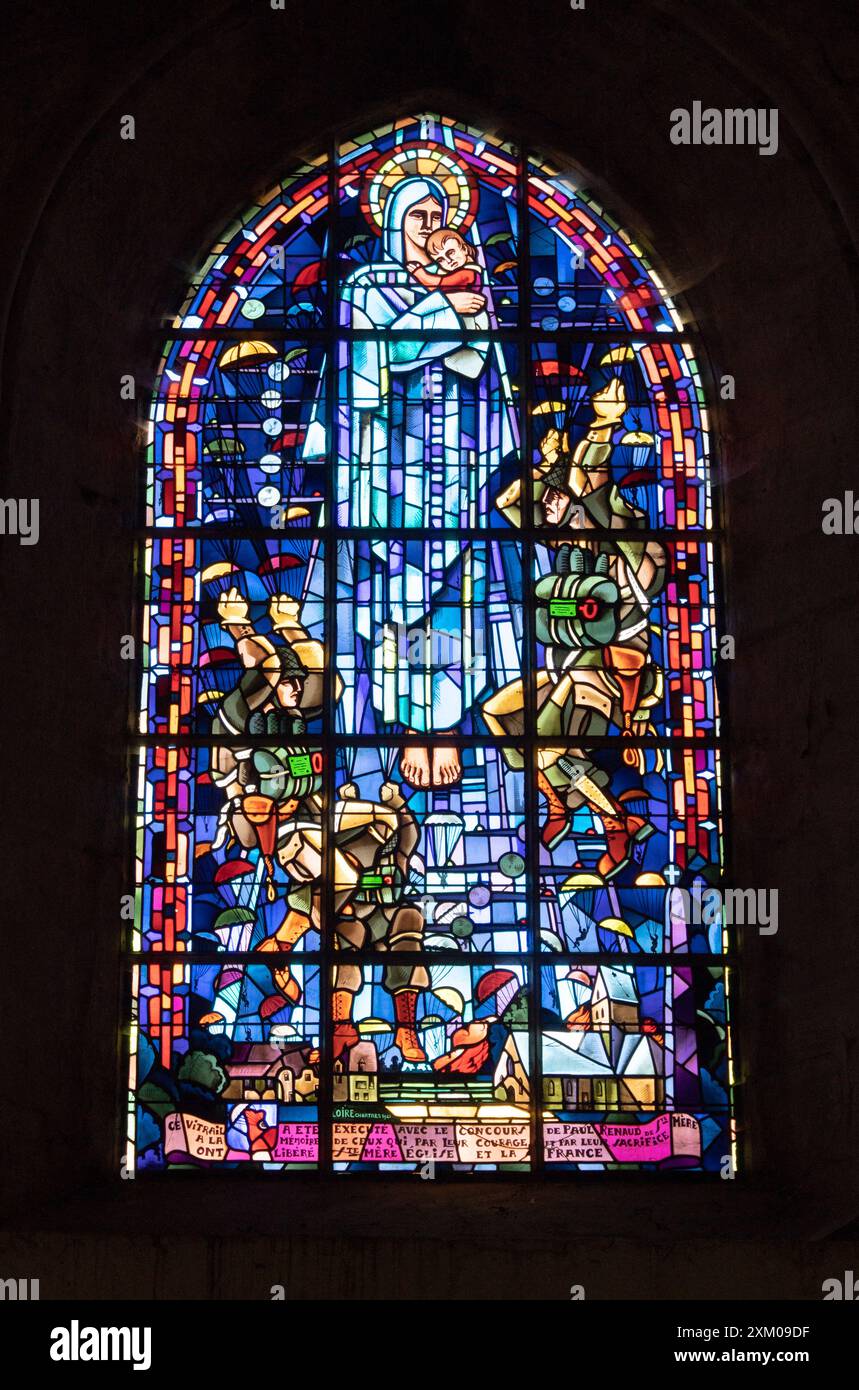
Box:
[401,746,430,787]
[432,746,461,786]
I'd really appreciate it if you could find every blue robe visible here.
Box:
[304,178,519,734]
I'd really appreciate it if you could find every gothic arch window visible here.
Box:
[128,114,734,1175]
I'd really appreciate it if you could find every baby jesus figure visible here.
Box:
[407,226,482,293]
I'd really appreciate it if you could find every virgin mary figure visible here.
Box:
[304,173,521,787]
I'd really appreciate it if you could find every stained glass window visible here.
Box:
[127,115,735,1175]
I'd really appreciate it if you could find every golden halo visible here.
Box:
[360,142,477,235]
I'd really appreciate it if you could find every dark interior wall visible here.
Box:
[0,0,857,1299]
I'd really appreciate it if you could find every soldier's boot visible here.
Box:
[271,966,301,1006]
[332,988,359,1060]
[597,791,654,879]
[257,909,309,1004]
[393,989,427,1063]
